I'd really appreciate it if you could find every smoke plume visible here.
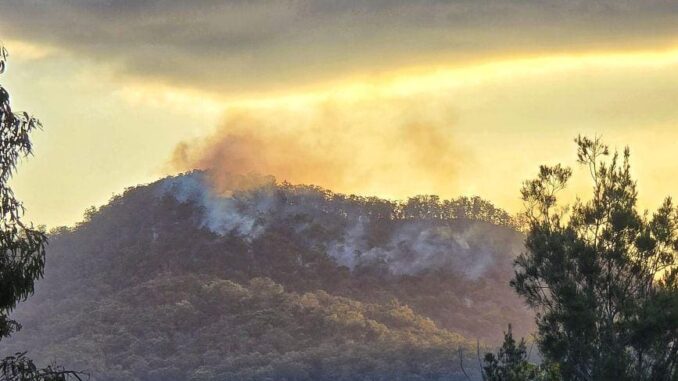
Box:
[163,96,507,278]
[169,97,466,198]
[158,172,519,279]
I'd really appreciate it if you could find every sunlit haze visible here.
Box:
[2,1,678,227]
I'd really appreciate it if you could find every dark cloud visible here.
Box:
[1,1,677,94]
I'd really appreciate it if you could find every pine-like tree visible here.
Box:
[510,136,678,380]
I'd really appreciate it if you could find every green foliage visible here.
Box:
[0,47,80,381]
[399,195,517,229]
[482,326,560,381]
[10,275,481,381]
[511,136,678,380]
[0,63,528,379]
[0,46,47,341]
[0,352,81,381]
[3,173,532,380]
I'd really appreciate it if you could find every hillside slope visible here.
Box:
[3,172,532,380]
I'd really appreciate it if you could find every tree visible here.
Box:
[482,325,560,381]
[0,47,81,380]
[511,136,678,380]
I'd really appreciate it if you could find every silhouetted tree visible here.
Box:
[482,325,560,381]
[0,46,81,380]
[511,136,678,380]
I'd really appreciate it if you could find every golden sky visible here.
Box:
[1,1,678,227]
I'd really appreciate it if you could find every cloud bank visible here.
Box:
[5,0,678,228]
[2,0,678,95]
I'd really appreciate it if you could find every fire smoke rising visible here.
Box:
[169,97,466,199]
[161,96,508,277]
[159,172,519,278]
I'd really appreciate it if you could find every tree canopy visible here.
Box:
[495,136,678,380]
[0,46,80,381]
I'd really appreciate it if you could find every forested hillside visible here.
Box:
[4,172,531,381]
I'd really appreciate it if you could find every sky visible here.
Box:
[1,0,678,228]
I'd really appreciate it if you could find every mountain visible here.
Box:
[3,171,532,381]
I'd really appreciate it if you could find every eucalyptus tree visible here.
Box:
[0,46,80,381]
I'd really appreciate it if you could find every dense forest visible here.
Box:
[2,5,678,377]
[3,171,531,381]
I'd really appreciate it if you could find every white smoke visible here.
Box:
[327,216,370,269]
[332,220,502,279]
[158,172,517,278]
[158,172,269,238]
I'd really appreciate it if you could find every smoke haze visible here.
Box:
[158,172,519,279]
[170,97,466,199]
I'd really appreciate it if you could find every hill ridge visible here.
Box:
[4,172,532,381]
